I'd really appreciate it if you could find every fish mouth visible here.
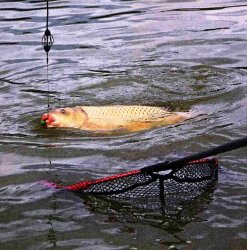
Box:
[41,114,56,127]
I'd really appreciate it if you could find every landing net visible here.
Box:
[50,158,218,198]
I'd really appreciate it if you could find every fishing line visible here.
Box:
[46,60,50,109]
[42,0,54,170]
[42,0,54,111]
[41,2,58,243]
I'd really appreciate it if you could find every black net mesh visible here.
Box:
[73,159,218,198]
[80,182,217,233]
[85,173,155,195]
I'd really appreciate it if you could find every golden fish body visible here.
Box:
[41,105,191,132]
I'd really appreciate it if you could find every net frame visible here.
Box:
[48,158,218,198]
[45,137,247,198]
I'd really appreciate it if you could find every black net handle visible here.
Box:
[142,137,247,174]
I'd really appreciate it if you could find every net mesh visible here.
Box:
[60,158,218,198]
[81,184,217,232]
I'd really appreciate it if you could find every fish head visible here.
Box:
[41,107,87,128]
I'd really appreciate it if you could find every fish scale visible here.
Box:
[81,105,170,121]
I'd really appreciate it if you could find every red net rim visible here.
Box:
[46,158,218,192]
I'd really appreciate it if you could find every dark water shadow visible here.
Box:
[168,4,247,12]
[77,183,217,235]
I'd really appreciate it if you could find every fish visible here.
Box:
[41,105,192,132]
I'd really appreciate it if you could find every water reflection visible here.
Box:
[80,184,216,248]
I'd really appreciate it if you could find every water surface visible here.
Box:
[0,0,246,249]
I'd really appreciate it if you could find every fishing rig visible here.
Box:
[42,0,54,63]
[41,0,54,119]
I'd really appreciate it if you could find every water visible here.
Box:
[0,0,246,249]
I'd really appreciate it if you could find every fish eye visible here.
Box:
[60,108,66,114]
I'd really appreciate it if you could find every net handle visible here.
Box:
[142,137,247,174]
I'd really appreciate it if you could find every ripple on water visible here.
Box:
[0,182,55,205]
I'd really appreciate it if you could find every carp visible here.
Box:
[41,105,191,132]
